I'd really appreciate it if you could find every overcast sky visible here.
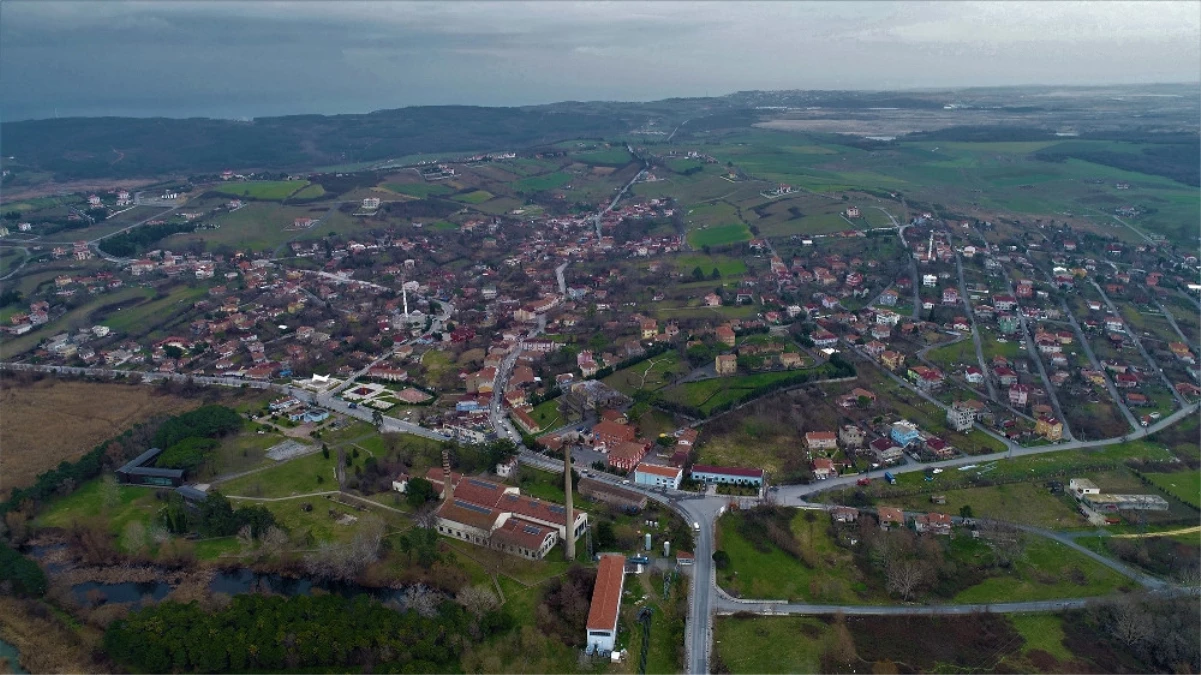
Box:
[2,0,1198,121]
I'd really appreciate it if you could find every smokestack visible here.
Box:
[442,447,453,503]
[564,443,575,561]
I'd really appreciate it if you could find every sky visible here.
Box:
[2,0,1198,121]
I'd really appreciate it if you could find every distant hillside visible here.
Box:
[0,105,649,182]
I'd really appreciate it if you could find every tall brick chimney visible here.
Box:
[564,443,575,561]
[442,447,454,503]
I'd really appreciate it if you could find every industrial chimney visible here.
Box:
[563,443,575,561]
[442,446,454,503]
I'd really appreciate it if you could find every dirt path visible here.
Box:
[1109,525,1201,539]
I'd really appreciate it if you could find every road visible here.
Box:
[555,261,570,296]
[1052,292,1139,434]
[1091,280,1189,409]
[1154,297,1197,351]
[593,153,646,240]
[880,208,921,319]
[999,273,1073,440]
[0,246,31,281]
[666,119,689,143]
[951,235,998,400]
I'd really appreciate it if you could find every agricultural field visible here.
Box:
[206,180,311,201]
[516,171,573,192]
[885,481,1084,529]
[570,148,633,166]
[381,181,454,198]
[452,189,494,204]
[661,369,815,416]
[0,286,158,359]
[687,223,752,249]
[672,253,747,278]
[1142,470,1201,509]
[603,351,690,396]
[0,377,201,500]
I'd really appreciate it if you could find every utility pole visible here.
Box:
[564,443,575,561]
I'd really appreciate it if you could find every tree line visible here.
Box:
[98,221,197,257]
[102,592,512,673]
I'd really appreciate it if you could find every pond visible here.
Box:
[0,638,29,675]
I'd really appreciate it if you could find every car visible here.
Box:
[932,468,943,474]
[622,479,631,485]
[348,403,358,409]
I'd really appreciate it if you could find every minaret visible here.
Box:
[563,443,575,561]
[926,232,934,262]
[442,447,454,503]
[403,285,409,319]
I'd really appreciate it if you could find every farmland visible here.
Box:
[0,377,200,499]
[452,189,494,204]
[382,181,454,198]
[687,223,752,249]
[206,180,311,201]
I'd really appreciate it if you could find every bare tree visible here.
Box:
[456,584,500,619]
[415,503,439,530]
[975,519,1026,567]
[100,474,121,511]
[885,559,929,601]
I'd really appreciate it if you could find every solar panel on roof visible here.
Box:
[454,499,493,515]
[548,505,566,514]
[523,525,541,535]
[467,478,497,489]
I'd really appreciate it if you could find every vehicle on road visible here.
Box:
[884,471,897,484]
[857,477,871,486]
[348,402,358,409]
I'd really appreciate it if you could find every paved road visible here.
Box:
[1154,297,1198,351]
[950,235,999,401]
[1091,280,1189,409]
[999,272,1073,440]
[1052,291,1139,434]
[555,261,570,296]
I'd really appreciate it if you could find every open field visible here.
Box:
[1143,470,1201,509]
[218,445,346,499]
[886,481,1084,529]
[530,398,564,431]
[603,351,689,395]
[952,537,1128,603]
[206,180,311,201]
[661,368,824,416]
[713,616,830,674]
[672,253,747,278]
[452,189,494,204]
[0,378,200,499]
[0,286,157,359]
[516,171,573,192]
[381,181,454,198]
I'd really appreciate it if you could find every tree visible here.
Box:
[712,550,731,570]
[885,558,929,601]
[457,584,500,619]
[692,266,705,281]
[959,505,974,519]
[405,477,437,509]
[372,410,384,428]
[710,268,721,280]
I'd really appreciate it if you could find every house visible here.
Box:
[704,293,722,307]
[1009,383,1031,407]
[585,555,626,653]
[880,351,905,371]
[607,441,649,472]
[914,513,952,536]
[877,506,905,529]
[965,366,984,384]
[690,465,764,487]
[890,420,921,447]
[1069,478,1100,498]
[839,424,865,449]
[869,437,904,464]
[804,431,838,452]
[715,354,737,376]
[941,288,960,305]
[592,420,636,450]
[812,457,837,480]
[878,289,899,306]
[1035,416,1064,441]
[715,325,736,347]
[634,463,682,490]
[946,401,976,432]
[831,506,859,523]
[812,330,838,347]
[909,366,945,392]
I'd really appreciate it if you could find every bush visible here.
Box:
[0,540,47,597]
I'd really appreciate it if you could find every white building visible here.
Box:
[586,555,626,653]
[634,463,682,490]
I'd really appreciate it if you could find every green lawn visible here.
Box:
[207,180,311,201]
[572,148,633,165]
[290,183,326,200]
[687,223,752,249]
[452,190,494,204]
[714,616,830,674]
[99,284,210,335]
[953,537,1129,603]
[1009,614,1072,661]
[516,172,573,192]
[218,448,342,499]
[887,481,1084,529]
[530,398,564,431]
[717,511,876,604]
[602,351,689,395]
[1144,470,1201,509]
[673,253,748,278]
[36,477,160,535]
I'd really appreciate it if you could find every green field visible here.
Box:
[208,180,311,201]
[887,481,1084,529]
[717,510,875,604]
[99,284,210,335]
[952,537,1128,603]
[0,286,156,359]
[516,171,573,192]
[603,351,689,395]
[1144,470,1201,509]
[452,189,494,204]
[713,616,830,674]
[290,183,326,200]
[673,253,747,278]
[218,448,341,499]
[571,148,633,166]
[662,369,816,415]
[530,398,564,431]
[383,182,454,198]
[687,223,753,249]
